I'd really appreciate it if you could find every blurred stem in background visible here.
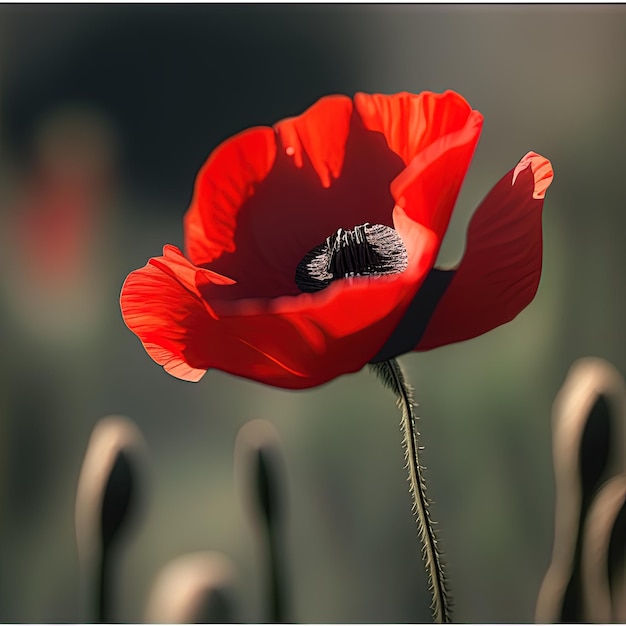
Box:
[235,419,290,623]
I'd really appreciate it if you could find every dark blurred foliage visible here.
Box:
[2,4,365,209]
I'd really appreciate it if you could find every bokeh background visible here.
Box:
[1,4,625,623]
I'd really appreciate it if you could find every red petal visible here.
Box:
[355,91,484,242]
[120,246,234,382]
[184,127,277,267]
[183,92,482,302]
[415,152,554,350]
[151,244,236,296]
[133,91,492,387]
[354,91,476,166]
[121,227,438,390]
[185,94,406,301]
[274,94,353,189]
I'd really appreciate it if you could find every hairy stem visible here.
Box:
[370,359,451,623]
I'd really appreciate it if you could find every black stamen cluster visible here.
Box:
[295,223,408,293]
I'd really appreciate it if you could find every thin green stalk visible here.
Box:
[264,513,287,623]
[370,358,451,623]
[97,548,112,623]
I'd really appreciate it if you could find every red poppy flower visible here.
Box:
[120,91,553,390]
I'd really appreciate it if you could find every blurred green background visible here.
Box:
[1,4,625,622]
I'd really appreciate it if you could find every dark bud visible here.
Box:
[144,552,238,623]
[100,448,135,550]
[234,419,287,532]
[234,419,290,622]
[75,415,147,622]
[536,358,626,624]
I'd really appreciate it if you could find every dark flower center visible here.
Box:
[295,223,408,293]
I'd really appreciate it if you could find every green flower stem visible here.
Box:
[97,549,112,623]
[370,359,451,623]
[264,513,287,623]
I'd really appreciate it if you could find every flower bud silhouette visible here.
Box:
[235,419,289,623]
[144,551,237,623]
[536,358,625,623]
[75,415,147,622]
